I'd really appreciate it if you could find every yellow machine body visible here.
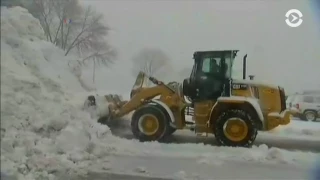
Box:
[86,50,293,147]
[105,72,290,134]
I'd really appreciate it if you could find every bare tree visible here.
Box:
[26,0,116,82]
[72,7,115,59]
[52,0,82,48]
[79,39,117,82]
[28,1,115,61]
[30,0,55,42]
[30,0,82,46]
[131,48,171,85]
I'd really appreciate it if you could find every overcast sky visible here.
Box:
[81,0,319,95]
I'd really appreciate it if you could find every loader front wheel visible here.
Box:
[214,109,258,147]
[165,126,177,136]
[131,105,169,142]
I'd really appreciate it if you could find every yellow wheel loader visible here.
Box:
[85,50,291,147]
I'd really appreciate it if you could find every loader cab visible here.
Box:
[183,50,238,101]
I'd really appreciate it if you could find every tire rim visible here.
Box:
[223,118,248,142]
[138,114,159,135]
[306,112,315,121]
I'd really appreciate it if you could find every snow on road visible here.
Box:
[269,119,320,140]
[86,155,315,180]
[1,6,319,180]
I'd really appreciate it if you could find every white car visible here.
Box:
[290,93,320,122]
[286,95,295,109]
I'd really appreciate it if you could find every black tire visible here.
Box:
[131,105,169,142]
[297,114,305,121]
[153,104,177,137]
[303,110,317,122]
[214,109,258,147]
[165,126,177,136]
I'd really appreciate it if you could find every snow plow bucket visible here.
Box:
[83,71,147,122]
[105,94,127,108]
[83,94,128,120]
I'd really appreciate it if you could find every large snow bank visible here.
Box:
[0,6,123,180]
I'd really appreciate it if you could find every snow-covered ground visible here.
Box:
[86,155,315,180]
[270,118,320,139]
[1,6,319,180]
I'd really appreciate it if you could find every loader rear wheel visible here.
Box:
[214,109,258,147]
[131,105,169,142]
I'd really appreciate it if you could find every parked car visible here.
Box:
[286,95,296,109]
[290,94,320,122]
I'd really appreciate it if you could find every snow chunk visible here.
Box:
[134,166,148,174]
[173,171,187,180]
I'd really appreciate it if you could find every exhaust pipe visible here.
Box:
[243,54,247,80]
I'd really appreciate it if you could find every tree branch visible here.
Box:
[64,7,90,56]
[53,21,62,45]
[81,51,100,63]
[63,25,71,50]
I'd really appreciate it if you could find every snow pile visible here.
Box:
[0,6,124,180]
[271,120,320,138]
[281,127,320,137]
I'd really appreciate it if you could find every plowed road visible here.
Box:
[68,119,319,180]
[67,155,315,180]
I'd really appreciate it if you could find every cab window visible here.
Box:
[201,58,211,73]
[303,96,314,103]
[201,57,221,74]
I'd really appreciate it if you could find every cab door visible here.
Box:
[196,57,223,100]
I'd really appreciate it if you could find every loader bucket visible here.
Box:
[105,94,123,107]
[83,72,146,120]
[83,94,128,124]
